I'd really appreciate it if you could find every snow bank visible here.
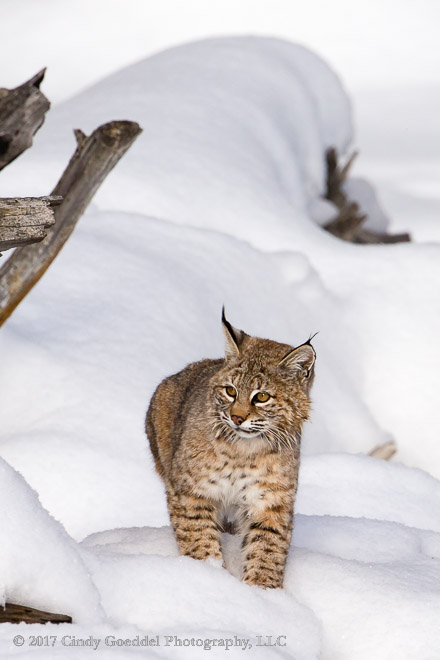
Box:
[2,450,438,658]
[289,545,440,660]
[79,451,440,660]
[81,539,321,659]
[293,456,440,658]
[0,458,102,624]
[1,37,439,478]
[0,210,390,540]
[296,453,440,531]
[1,36,352,250]
[0,35,439,660]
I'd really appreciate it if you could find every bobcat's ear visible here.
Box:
[221,307,247,360]
[278,342,316,378]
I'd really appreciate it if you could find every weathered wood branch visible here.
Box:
[0,120,142,326]
[0,602,71,624]
[0,196,61,253]
[323,147,410,244]
[350,227,411,245]
[368,440,397,461]
[0,69,50,171]
[325,148,359,209]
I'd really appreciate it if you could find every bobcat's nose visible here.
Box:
[231,414,245,426]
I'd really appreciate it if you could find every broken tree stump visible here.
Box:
[0,70,50,171]
[323,147,411,244]
[0,196,61,253]
[0,603,72,624]
[0,120,142,327]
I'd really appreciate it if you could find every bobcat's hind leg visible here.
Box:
[167,491,222,561]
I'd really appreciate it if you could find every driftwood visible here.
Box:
[0,602,71,624]
[0,120,142,327]
[368,440,397,461]
[0,196,61,253]
[323,147,410,244]
[0,70,50,171]
[0,71,58,256]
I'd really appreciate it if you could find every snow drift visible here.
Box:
[0,458,102,624]
[0,36,439,659]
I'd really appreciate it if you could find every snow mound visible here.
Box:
[0,34,439,660]
[1,37,438,479]
[0,458,103,624]
[80,451,440,660]
[81,536,321,659]
[297,453,440,531]
[1,37,352,250]
[0,210,390,540]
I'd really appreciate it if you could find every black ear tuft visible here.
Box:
[221,307,247,360]
[278,342,316,377]
[306,331,319,345]
[221,306,232,336]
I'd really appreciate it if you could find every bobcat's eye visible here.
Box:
[225,385,237,398]
[252,391,271,404]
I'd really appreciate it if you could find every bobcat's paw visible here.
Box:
[243,571,283,589]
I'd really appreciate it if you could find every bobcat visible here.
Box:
[145,310,316,588]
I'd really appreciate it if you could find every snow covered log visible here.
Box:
[0,196,61,253]
[0,70,50,171]
[0,120,142,327]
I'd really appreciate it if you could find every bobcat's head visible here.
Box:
[210,309,316,453]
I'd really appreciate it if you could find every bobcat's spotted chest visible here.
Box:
[146,310,315,588]
[195,448,282,511]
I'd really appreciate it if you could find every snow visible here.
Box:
[81,538,321,659]
[352,84,440,243]
[0,458,103,624]
[1,0,439,103]
[0,28,440,660]
[1,37,352,244]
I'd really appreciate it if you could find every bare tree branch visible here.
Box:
[0,69,50,170]
[0,602,71,624]
[0,120,142,326]
[323,147,410,244]
[368,440,397,461]
[0,196,61,252]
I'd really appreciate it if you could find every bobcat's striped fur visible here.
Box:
[146,311,315,588]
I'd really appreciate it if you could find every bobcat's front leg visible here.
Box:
[241,495,294,589]
[167,491,222,561]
